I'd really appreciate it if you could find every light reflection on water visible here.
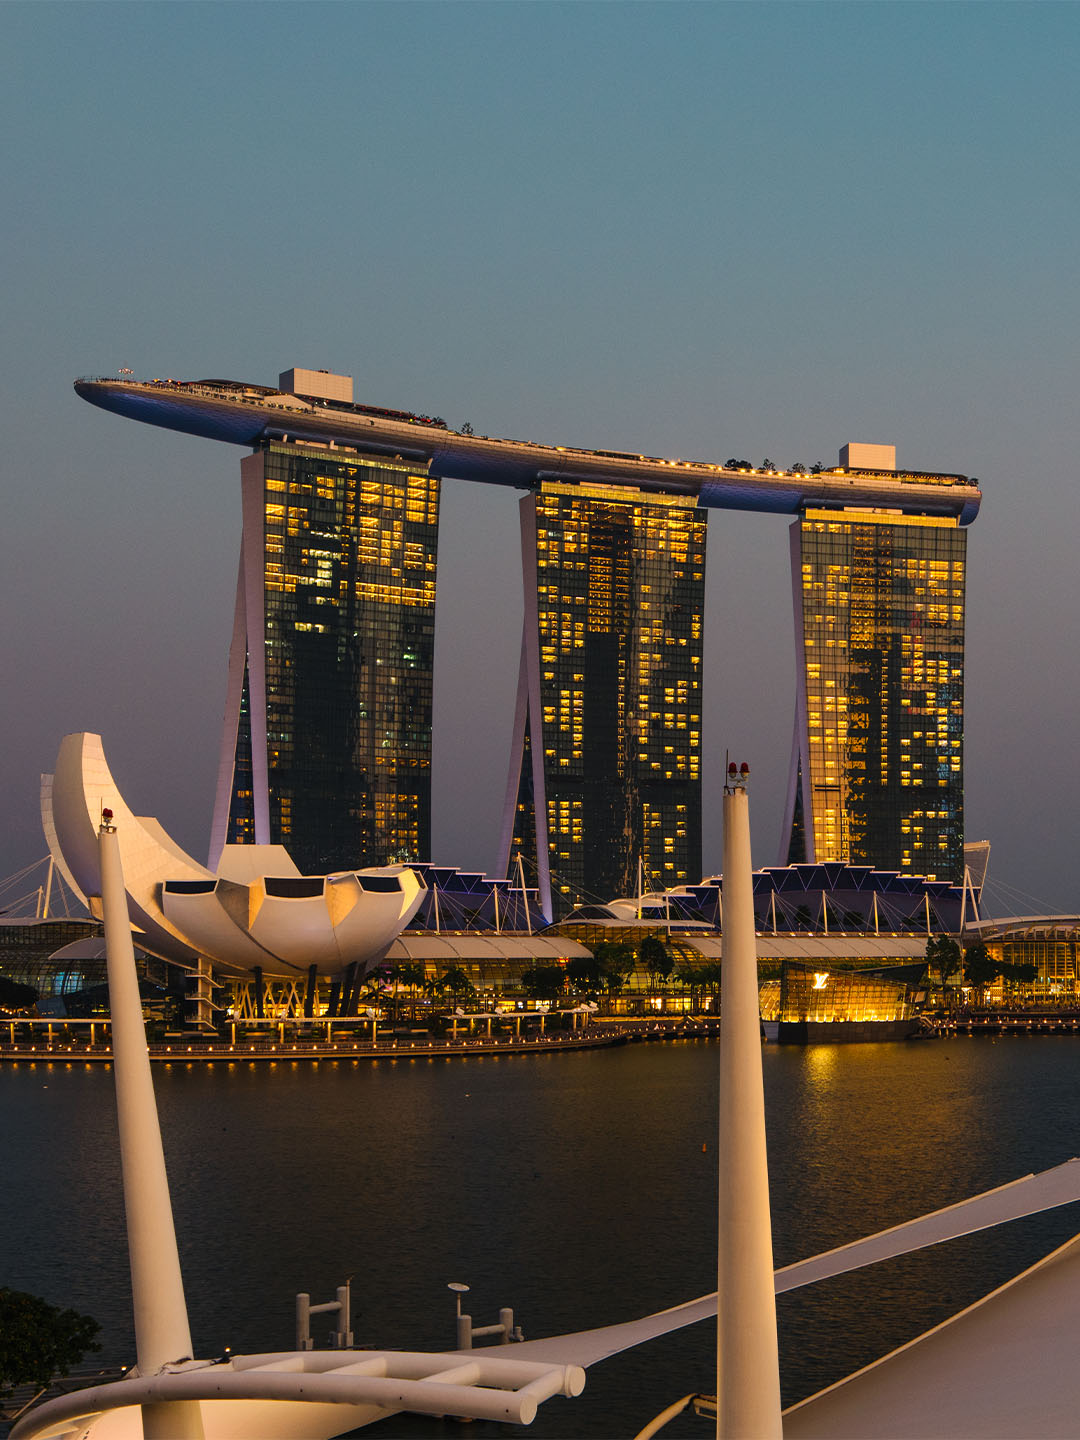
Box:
[5,1038,1080,1438]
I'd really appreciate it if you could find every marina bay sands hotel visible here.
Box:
[76,369,981,919]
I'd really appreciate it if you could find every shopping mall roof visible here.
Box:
[386,934,592,963]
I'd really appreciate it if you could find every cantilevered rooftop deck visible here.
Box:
[75,376,982,523]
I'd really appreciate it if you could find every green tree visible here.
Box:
[926,935,962,1003]
[962,942,999,1001]
[567,955,601,994]
[594,942,636,994]
[0,1289,100,1398]
[639,934,674,988]
[1003,960,1038,997]
[521,965,566,1002]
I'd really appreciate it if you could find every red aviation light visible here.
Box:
[728,762,738,777]
[740,763,750,776]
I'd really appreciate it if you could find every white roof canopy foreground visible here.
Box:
[507,1157,1080,1369]
[784,1231,1080,1438]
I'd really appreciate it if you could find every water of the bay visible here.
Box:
[5,1036,1080,1438]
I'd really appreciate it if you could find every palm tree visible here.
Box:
[439,966,476,1005]
[397,962,427,1020]
[522,964,567,1002]
[674,966,701,1012]
[696,961,724,1011]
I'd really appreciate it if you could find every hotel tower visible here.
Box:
[207,373,440,873]
[498,482,707,918]
[782,445,967,883]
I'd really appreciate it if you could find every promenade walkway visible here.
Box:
[0,1030,628,1065]
[937,1009,1080,1035]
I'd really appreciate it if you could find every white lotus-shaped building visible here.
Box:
[43,733,425,979]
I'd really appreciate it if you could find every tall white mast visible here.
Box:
[716,764,782,1440]
[99,811,203,1439]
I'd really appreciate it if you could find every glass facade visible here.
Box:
[984,930,1080,1002]
[789,509,966,882]
[508,481,706,915]
[773,961,914,1024]
[226,663,255,843]
[0,920,105,997]
[226,440,440,872]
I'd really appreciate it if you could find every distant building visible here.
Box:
[499,482,706,919]
[560,861,973,938]
[0,917,105,999]
[784,492,967,882]
[965,916,1080,1003]
[209,435,440,873]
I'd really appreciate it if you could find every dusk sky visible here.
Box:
[3,2,1078,915]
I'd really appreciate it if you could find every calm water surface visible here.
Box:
[5,1037,1080,1438]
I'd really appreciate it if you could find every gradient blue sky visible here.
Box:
[2,1,1077,913]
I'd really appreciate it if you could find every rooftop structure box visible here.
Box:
[279,368,354,404]
[840,442,896,471]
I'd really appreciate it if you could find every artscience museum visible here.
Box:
[43,733,426,1000]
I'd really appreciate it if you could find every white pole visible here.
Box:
[967,858,984,927]
[959,866,969,938]
[43,855,55,920]
[99,816,204,1440]
[517,854,533,937]
[716,772,782,1440]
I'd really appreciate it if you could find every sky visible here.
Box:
[2,1,1078,916]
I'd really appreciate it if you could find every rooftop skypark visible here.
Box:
[75,373,981,524]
